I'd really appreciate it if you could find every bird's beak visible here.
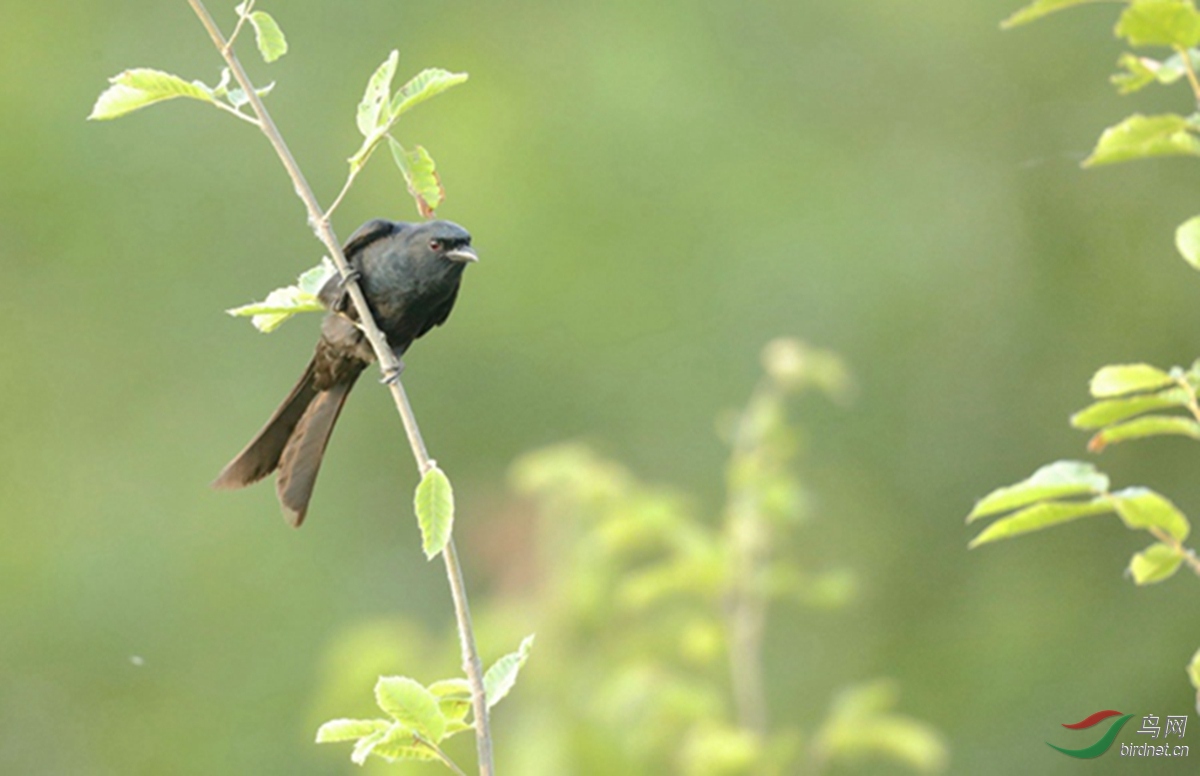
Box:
[445,246,478,263]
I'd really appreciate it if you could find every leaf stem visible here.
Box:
[185,2,494,773]
[415,734,469,776]
[1174,46,1200,106]
[1148,525,1200,577]
[225,0,255,54]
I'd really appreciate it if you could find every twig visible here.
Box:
[1174,46,1200,106]
[184,2,494,773]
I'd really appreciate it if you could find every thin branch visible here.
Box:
[184,2,494,773]
[224,0,255,54]
[415,734,469,776]
[210,99,261,126]
[1174,46,1200,105]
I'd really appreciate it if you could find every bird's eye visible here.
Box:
[429,239,443,252]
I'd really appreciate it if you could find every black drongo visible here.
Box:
[213,218,477,525]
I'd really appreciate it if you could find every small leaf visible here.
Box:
[1188,647,1200,691]
[414,465,454,559]
[225,258,335,332]
[969,498,1113,548]
[1089,363,1175,397]
[967,461,1109,522]
[1083,114,1200,167]
[1115,0,1200,48]
[1128,542,1184,584]
[226,81,275,109]
[1110,486,1191,541]
[247,11,288,63]
[1087,414,1200,451]
[374,677,445,742]
[351,728,388,765]
[315,718,390,744]
[429,678,472,722]
[88,68,214,120]
[1071,387,1191,429]
[1001,0,1106,29]
[484,634,535,709]
[390,139,445,218]
[1113,53,1160,94]
[1177,215,1200,269]
[390,68,469,118]
[358,50,399,137]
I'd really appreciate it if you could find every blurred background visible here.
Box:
[3,1,1200,773]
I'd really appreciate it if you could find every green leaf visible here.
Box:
[484,634,535,709]
[428,678,472,722]
[374,677,446,742]
[817,680,949,773]
[1188,647,1200,691]
[357,50,398,137]
[1001,0,1109,29]
[369,725,440,763]
[1087,414,1200,451]
[1177,215,1200,269]
[1089,363,1175,397]
[88,68,214,120]
[1071,387,1191,428]
[315,718,391,744]
[247,11,287,63]
[1083,114,1200,167]
[389,139,444,218]
[1110,486,1191,540]
[350,728,388,765]
[969,498,1113,548]
[414,465,454,559]
[1129,542,1185,584]
[389,68,469,119]
[225,258,335,332]
[966,461,1109,522]
[1113,53,1160,94]
[1116,0,1200,48]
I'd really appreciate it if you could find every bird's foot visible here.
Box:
[380,360,406,384]
[332,267,362,312]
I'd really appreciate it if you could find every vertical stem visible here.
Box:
[185,2,493,773]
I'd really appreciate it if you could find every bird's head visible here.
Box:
[407,220,477,267]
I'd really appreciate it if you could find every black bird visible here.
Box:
[213,218,477,525]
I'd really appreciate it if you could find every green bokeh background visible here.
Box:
[4,1,1200,773]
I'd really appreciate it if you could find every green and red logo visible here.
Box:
[1048,710,1135,759]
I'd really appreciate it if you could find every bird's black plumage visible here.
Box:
[213,218,477,525]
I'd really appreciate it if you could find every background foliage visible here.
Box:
[4,1,1200,773]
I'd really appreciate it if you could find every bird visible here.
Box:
[212,218,477,526]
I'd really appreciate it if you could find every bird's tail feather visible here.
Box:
[274,372,360,526]
[212,360,320,492]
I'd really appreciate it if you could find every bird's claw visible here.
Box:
[380,361,406,384]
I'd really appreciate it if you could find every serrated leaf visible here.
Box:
[315,718,391,743]
[374,677,445,742]
[1129,542,1185,584]
[484,634,535,709]
[1116,0,1200,48]
[967,461,1109,522]
[428,679,472,722]
[1177,215,1200,269]
[1110,486,1191,540]
[1089,363,1175,397]
[1071,387,1191,428]
[1001,0,1104,29]
[358,50,398,137]
[370,725,440,763]
[968,498,1113,548]
[1083,114,1200,167]
[88,68,214,120]
[389,68,469,118]
[350,728,388,765]
[414,465,454,559]
[1087,414,1200,451]
[247,11,287,63]
[390,139,445,217]
[225,258,334,332]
